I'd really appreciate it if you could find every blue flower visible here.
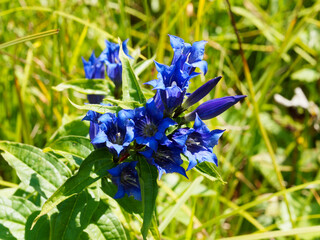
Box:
[169,35,208,75]
[147,62,199,116]
[172,114,224,170]
[108,161,141,201]
[134,98,176,151]
[141,144,187,179]
[82,110,104,148]
[99,39,132,89]
[185,95,246,121]
[91,109,135,157]
[82,51,105,103]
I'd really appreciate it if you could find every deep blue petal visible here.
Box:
[122,39,133,59]
[182,76,222,110]
[91,131,108,144]
[186,95,247,121]
[191,60,208,75]
[189,40,207,63]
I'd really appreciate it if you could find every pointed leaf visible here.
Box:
[32,148,114,227]
[25,212,50,240]
[119,39,146,104]
[195,162,225,184]
[69,99,121,114]
[49,118,89,143]
[48,135,94,159]
[0,196,39,240]
[84,200,127,240]
[0,141,71,198]
[53,78,114,95]
[51,190,100,240]
[136,155,158,239]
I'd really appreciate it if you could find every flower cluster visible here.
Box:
[83,35,246,201]
[82,39,132,102]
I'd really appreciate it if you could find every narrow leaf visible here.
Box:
[0,29,59,49]
[0,141,71,198]
[195,161,226,184]
[53,78,114,95]
[137,156,158,239]
[32,148,114,227]
[69,98,121,114]
[103,97,142,109]
[119,39,146,104]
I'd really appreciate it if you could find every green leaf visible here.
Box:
[84,200,127,240]
[195,162,226,184]
[149,214,160,240]
[47,135,94,159]
[53,78,114,95]
[32,148,114,227]
[136,155,158,239]
[51,190,100,240]
[0,196,39,240]
[69,99,121,114]
[0,141,71,198]
[119,39,146,104]
[103,97,142,109]
[101,178,142,214]
[49,118,89,143]
[134,56,156,77]
[25,212,50,240]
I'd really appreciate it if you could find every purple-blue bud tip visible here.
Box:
[185,95,246,121]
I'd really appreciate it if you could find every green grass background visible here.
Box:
[0,0,320,239]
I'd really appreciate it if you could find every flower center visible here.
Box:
[121,169,139,188]
[143,123,158,137]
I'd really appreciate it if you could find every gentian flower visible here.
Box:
[147,62,199,116]
[185,95,246,122]
[91,109,135,157]
[108,161,141,201]
[99,39,132,94]
[169,35,208,75]
[141,144,187,179]
[172,114,225,170]
[82,51,105,104]
[134,98,176,151]
[82,110,103,148]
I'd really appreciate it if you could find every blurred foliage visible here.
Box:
[0,0,320,239]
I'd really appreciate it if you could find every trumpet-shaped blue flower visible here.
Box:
[82,51,105,103]
[91,109,135,157]
[108,161,141,201]
[82,110,104,148]
[147,62,199,116]
[134,98,176,151]
[141,144,187,179]
[99,39,132,89]
[185,95,246,121]
[172,114,225,170]
[169,35,208,75]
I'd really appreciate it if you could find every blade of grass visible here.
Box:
[193,179,320,233]
[225,0,296,230]
[159,176,203,233]
[0,29,59,49]
[218,225,320,240]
